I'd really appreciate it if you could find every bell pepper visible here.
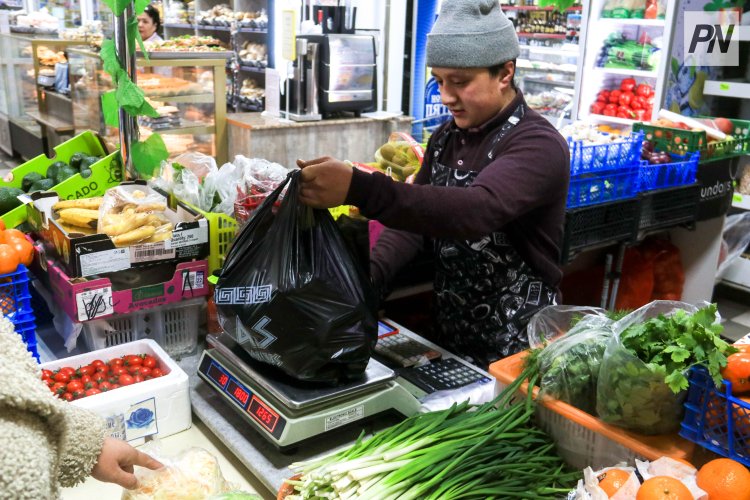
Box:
[603,103,618,116]
[597,90,611,103]
[618,91,635,108]
[634,109,647,121]
[636,83,653,97]
[617,105,636,119]
[620,78,636,93]
[590,101,605,114]
[609,89,622,104]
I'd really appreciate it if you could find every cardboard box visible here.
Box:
[40,339,191,445]
[28,182,209,278]
[46,257,209,322]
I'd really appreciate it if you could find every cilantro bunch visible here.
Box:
[619,303,734,393]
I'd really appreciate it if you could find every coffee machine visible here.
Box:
[286,37,323,122]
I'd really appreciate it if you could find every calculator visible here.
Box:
[398,358,492,394]
[374,331,442,368]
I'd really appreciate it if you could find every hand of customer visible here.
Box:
[297,157,353,209]
[91,437,163,489]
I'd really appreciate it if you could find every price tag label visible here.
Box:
[76,286,114,321]
[720,83,730,91]
[80,248,130,277]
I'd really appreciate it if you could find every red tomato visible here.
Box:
[41,369,53,379]
[85,388,102,397]
[108,358,123,368]
[76,365,94,378]
[95,365,109,375]
[111,366,127,376]
[90,359,106,368]
[133,374,144,384]
[80,374,92,385]
[93,372,106,384]
[110,384,120,390]
[128,365,142,375]
[119,374,135,386]
[59,366,76,377]
[61,392,74,402]
[44,378,56,388]
[138,367,152,377]
[98,381,113,392]
[151,368,164,378]
[53,372,71,383]
[66,380,84,393]
[51,382,67,395]
[123,355,143,367]
[72,389,86,400]
[142,356,157,369]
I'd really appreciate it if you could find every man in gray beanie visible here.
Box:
[296,0,570,367]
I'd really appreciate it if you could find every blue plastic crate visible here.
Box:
[0,265,38,362]
[16,324,39,362]
[567,166,640,209]
[680,366,750,466]
[568,132,643,176]
[638,152,700,193]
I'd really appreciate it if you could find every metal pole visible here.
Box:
[113,5,138,178]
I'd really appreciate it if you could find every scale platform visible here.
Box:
[197,333,422,451]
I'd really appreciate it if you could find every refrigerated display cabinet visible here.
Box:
[68,49,229,164]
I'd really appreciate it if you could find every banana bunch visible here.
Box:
[375,142,421,181]
[53,190,174,247]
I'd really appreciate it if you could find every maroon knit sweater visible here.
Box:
[345,92,570,291]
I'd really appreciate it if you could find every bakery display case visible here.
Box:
[0,34,88,159]
[68,49,229,164]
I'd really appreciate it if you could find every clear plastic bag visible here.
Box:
[202,161,245,216]
[122,446,250,500]
[98,184,173,246]
[527,305,609,348]
[373,132,424,182]
[717,212,750,278]
[596,301,701,435]
[533,307,614,414]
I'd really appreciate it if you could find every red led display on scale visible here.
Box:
[207,363,229,389]
[248,395,279,432]
[227,380,250,406]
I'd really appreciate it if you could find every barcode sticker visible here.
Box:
[182,270,205,290]
[76,286,114,321]
[165,225,208,250]
[130,242,176,263]
[80,248,131,277]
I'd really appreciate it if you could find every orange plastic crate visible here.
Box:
[489,350,694,469]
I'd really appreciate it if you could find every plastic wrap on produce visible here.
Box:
[717,212,750,278]
[527,305,609,348]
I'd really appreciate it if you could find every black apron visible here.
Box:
[430,103,558,368]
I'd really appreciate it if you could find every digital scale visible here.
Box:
[197,333,425,450]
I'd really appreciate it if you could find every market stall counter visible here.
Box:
[227,112,413,169]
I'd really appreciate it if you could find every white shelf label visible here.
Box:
[80,248,130,277]
[165,226,208,250]
[76,286,114,321]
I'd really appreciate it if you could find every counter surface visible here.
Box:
[227,111,412,130]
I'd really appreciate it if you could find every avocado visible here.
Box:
[21,172,44,192]
[80,167,92,179]
[79,155,97,171]
[69,152,86,169]
[46,161,67,181]
[29,178,55,193]
[54,165,79,185]
[0,187,25,213]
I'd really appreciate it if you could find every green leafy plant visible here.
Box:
[99,2,169,178]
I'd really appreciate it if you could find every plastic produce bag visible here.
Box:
[215,170,378,383]
[535,309,614,414]
[527,305,609,348]
[717,212,750,278]
[373,132,424,182]
[121,447,260,499]
[596,301,700,435]
[97,184,174,246]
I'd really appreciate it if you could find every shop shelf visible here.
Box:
[82,297,206,357]
[489,350,694,470]
[680,366,750,466]
[638,151,700,192]
[595,67,658,78]
[561,198,639,263]
[569,132,643,176]
[638,183,700,232]
[598,18,665,26]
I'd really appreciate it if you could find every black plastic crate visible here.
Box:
[639,183,701,232]
[561,198,640,264]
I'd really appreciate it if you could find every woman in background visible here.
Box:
[138,4,163,44]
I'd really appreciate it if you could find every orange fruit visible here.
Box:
[636,476,692,500]
[3,228,26,242]
[0,243,20,275]
[598,468,631,497]
[696,458,750,500]
[5,237,33,267]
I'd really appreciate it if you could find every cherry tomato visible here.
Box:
[90,359,106,368]
[61,392,74,402]
[111,366,127,376]
[59,366,76,377]
[85,388,102,397]
[95,365,109,375]
[138,367,152,377]
[150,368,164,378]
[110,383,120,390]
[119,374,135,386]
[53,372,71,383]
[98,381,113,392]
[76,365,94,378]
[51,382,67,395]
[133,374,144,384]
[142,356,157,369]
[66,380,84,393]
[93,372,106,384]
[127,365,142,375]
[80,374,92,385]
[108,358,124,368]
[72,389,86,400]
[44,378,56,388]
[41,369,54,379]
[123,355,143,367]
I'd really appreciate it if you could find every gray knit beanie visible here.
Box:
[426,0,520,68]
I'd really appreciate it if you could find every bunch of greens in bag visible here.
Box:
[597,302,735,435]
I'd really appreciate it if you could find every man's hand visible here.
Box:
[91,437,163,490]
[297,157,353,208]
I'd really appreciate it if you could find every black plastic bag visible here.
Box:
[215,170,378,383]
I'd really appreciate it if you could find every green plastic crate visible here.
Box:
[1,131,124,228]
[633,118,750,163]
[180,199,238,275]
